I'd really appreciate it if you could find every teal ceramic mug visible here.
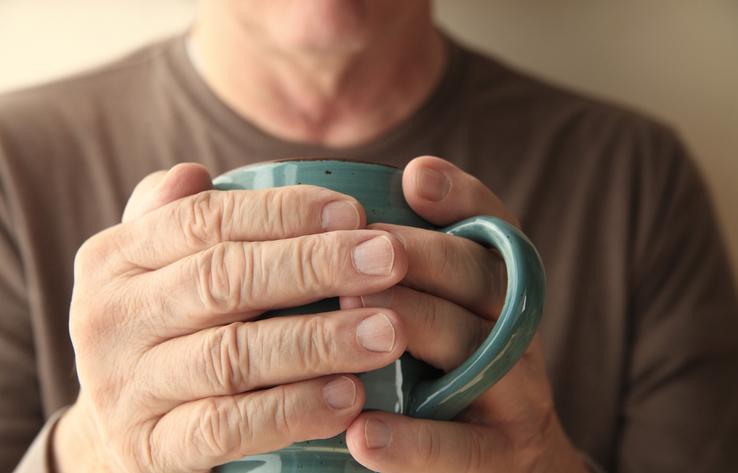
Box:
[213,159,545,473]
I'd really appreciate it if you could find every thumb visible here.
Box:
[122,162,212,223]
[346,411,501,473]
[402,156,519,227]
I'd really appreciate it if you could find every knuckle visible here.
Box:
[418,291,441,333]
[139,433,158,473]
[299,242,319,293]
[205,323,254,393]
[196,243,251,313]
[251,384,300,444]
[192,397,245,459]
[69,287,119,349]
[68,304,98,348]
[180,190,225,247]
[293,233,336,293]
[114,431,154,473]
[295,316,335,370]
[242,243,269,307]
[260,186,330,236]
[435,235,457,276]
[146,426,174,472]
[68,293,92,345]
[73,231,112,277]
[73,238,96,276]
[71,232,124,345]
[416,423,442,468]
[272,385,294,440]
[261,188,292,236]
[463,428,486,473]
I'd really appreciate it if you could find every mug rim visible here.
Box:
[270,156,401,170]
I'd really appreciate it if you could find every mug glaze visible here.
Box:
[213,159,545,473]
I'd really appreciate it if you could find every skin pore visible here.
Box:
[189,0,447,147]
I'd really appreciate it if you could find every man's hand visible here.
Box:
[342,156,588,473]
[53,163,409,472]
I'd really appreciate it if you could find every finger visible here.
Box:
[122,162,213,223]
[402,155,519,227]
[151,375,365,472]
[133,230,407,336]
[141,308,406,401]
[341,286,489,372]
[346,412,503,473]
[369,223,505,317]
[455,335,553,428]
[82,185,366,273]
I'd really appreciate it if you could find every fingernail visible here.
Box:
[357,313,396,352]
[322,200,360,231]
[364,418,392,449]
[323,376,357,410]
[415,167,450,202]
[352,236,395,276]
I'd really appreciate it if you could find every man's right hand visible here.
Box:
[53,163,408,472]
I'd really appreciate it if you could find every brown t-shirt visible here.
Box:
[1,34,737,472]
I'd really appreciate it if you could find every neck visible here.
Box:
[189,8,446,148]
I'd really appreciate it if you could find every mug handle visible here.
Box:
[407,216,545,421]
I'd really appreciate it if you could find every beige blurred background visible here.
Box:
[1,0,736,274]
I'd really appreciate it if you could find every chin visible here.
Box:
[274,0,372,54]
[227,0,429,56]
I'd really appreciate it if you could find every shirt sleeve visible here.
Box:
[618,126,738,472]
[0,143,46,471]
[12,408,67,473]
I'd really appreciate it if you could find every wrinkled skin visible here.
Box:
[54,157,586,472]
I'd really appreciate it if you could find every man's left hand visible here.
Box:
[341,156,588,473]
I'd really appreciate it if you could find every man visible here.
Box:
[1,1,737,472]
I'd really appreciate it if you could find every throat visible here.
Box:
[188,18,447,148]
[252,79,423,147]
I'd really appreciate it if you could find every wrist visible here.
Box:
[52,401,107,472]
